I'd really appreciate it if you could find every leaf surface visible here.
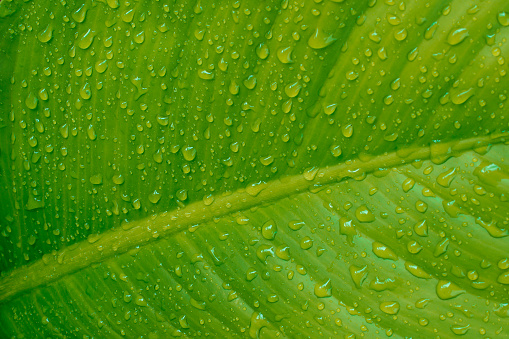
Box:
[0,0,508,337]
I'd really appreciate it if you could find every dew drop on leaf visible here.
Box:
[314,279,332,298]
[372,241,398,260]
[379,301,400,315]
[308,28,336,49]
[37,24,53,43]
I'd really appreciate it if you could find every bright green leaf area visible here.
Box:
[0,0,508,337]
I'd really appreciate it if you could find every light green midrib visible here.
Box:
[0,132,507,303]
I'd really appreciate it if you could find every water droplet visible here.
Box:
[497,271,509,285]
[25,92,38,109]
[402,178,415,192]
[368,30,382,43]
[342,124,354,138]
[394,28,407,41]
[330,144,342,157]
[249,312,271,338]
[288,220,305,231]
[498,12,509,26]
[386,13,401,25]
[90,174,103,185]
[134,31,145,44]
[198,69,214,80]
[447,28,468,46]
[436,280,465,300]
[203,194,214,205]
[371,242,397,263]
[260,155,273,166]
[112,174,124,185]
[346,71,359,81]
[121,8,135,22]
[308,28,336,49]
[95,60,108,73]
[355,205,375,223]
[314,279,332,298]
[405,262,432,279]
[434,238,450,257]
[379,301,400,315]
[107,0,119,9]
[244,75,257,89]
[149,190,161,204]
[284,81,301,98]
[78,29,95,49]
[256,43,269,59]
[37,24,53,43]
[414,220,428,237]
[38,88,48,101]
[80,83,91,100]
[369,277,396,292]
[87,124,97,140]
[182,146,196,161]
[261,220,277,240]
[277,46,293,64]
[27,135,37,147]
[276,244,290,261]
[451,88,474,105]
[176,189,188,201]
[300,237,313,250]
[349,265,368,288]
[425,22,438,40]
[72,4,87,23]
[451,325,470,336]
[437,167,457,187]
[303,167,319,181]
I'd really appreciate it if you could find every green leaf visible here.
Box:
[0,0,508,337]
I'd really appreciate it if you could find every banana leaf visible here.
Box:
[0,0,508,337]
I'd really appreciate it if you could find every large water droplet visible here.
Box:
[37,24,53,43]
[372,242,398,261]
[78,29,95,49]
[355,205,375,222]
[379,301,400,315]
[447,28,468,46]
[436,280,465,299]
[314,279,332,298]
[308,28,336,49]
